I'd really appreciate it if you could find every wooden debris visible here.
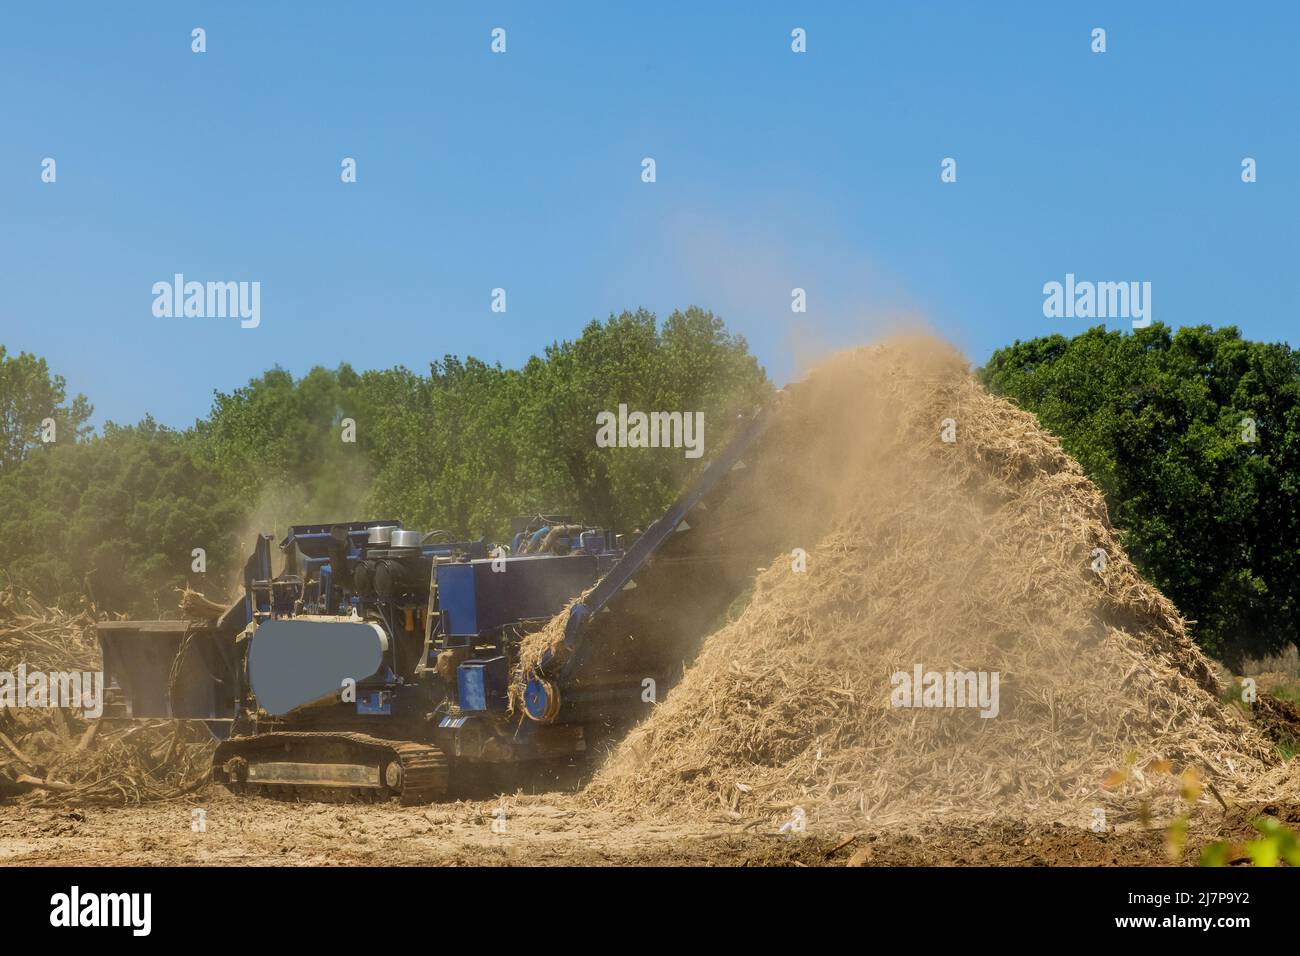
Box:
[176,587,228,621]
[0,585,215,805]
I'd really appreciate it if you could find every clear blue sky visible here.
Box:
[1,2,1295,429]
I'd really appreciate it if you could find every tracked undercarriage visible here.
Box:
[214,732,449,804]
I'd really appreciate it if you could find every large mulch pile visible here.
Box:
[585,338,1279,828]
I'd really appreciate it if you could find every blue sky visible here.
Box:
[1,2,1295,429]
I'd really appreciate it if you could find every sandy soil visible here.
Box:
[2,785,1296,866]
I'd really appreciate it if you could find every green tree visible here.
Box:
[361,358,525,537]
[0,347,92,472]
[511,307,771,531]
[0,307,771,612]
[359,307,770,537]
[981,324,1300,661]
[0,418,239,613]
[194,364,372,526]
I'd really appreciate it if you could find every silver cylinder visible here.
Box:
[367,525,397,545]
[390,529,423,548]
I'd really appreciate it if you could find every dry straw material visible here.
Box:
[586,338,1278,828]
[0,586,214,804]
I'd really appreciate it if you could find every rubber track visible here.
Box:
[214,731,449,805]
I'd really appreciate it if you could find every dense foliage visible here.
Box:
[981,324,1300,662]
[5,316,1296,663]
[0,308,769,614]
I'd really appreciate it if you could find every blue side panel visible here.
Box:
[457,656,508,712]
[435,563,478,637]
[436,554,601,639]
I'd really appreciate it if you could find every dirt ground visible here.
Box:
[2,784,1296,866]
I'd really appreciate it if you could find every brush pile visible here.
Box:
[0,586,214,805]
[587,339,1279,828]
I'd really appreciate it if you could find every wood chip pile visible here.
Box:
[586,339,1280,828]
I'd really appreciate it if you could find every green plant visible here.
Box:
[1200,816,1300,867]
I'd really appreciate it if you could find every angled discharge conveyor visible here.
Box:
[524,402,778,719]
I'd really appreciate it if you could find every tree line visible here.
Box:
[0,308,769,614]
[2,316,1296,663]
